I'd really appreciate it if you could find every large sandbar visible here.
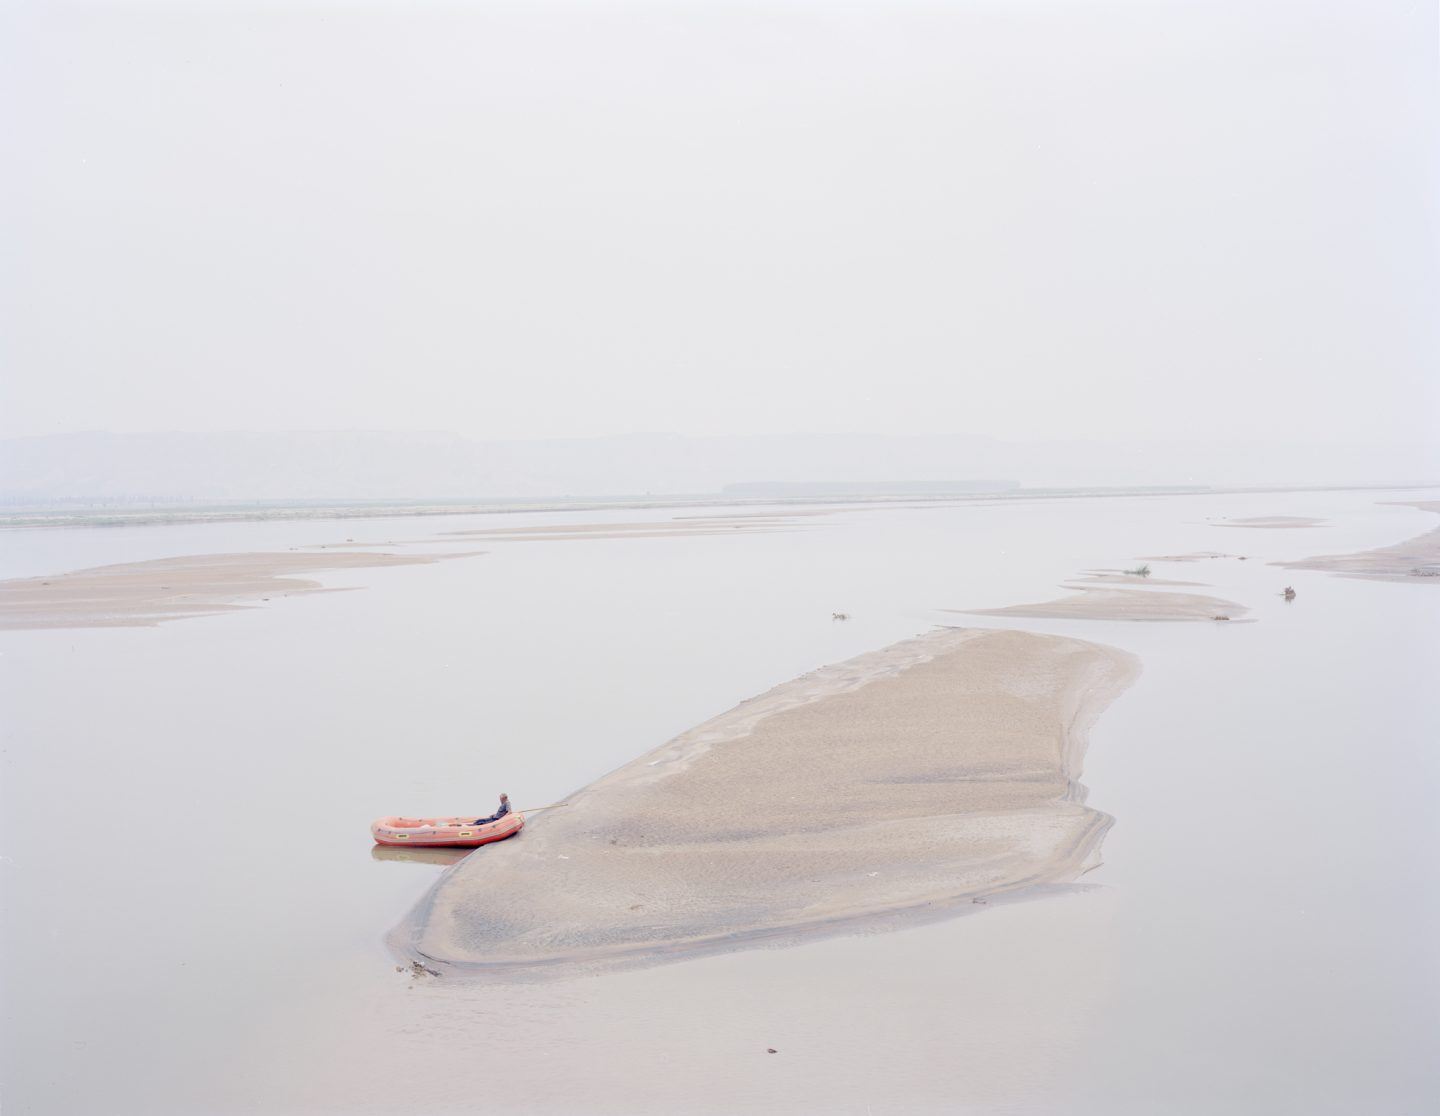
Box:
[1278,501,1440,583]
[413,627,1138,970]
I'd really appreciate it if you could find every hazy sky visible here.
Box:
[3,1,1436,446]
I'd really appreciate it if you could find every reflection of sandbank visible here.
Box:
[410,628,1137,971]
[955,587,1248,622]
[372,846,472,868]
[0,550,482,630]
[1278,501,1440,584]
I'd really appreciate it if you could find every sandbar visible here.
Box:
[1278,501,1440,583]
[1066,569,1207,588]
[1137,551,1238,563]
[954,587,1248,622]
[0,550,481,630]
[411,627,1138,970]
[441,517,811,542]
[1215,516,1325,529]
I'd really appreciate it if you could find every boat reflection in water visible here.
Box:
[370,845,472,868]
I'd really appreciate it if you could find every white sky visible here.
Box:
[2,1,1436,446]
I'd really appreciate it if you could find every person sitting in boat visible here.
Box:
[473,793,510,825]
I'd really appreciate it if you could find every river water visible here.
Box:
[1,488,1436,1113]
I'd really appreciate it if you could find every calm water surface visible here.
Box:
[1,490,1437,1113]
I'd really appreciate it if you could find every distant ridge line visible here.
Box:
[722,480,1019,496]
[6,483,1440,531]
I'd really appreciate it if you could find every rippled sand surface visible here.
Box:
[416,627,1138,969]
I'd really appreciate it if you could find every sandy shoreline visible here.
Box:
[411,627,1138,971]
[0,550,482,630]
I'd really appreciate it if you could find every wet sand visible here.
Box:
[956,586,1248,622]
[1279,501,1440,583]
[414,627,1138,970]
[0,550,481,630]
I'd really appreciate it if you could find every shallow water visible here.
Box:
[1,489,1437,1113]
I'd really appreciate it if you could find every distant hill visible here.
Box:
[0,431,1011,502]
[0,430,1433,504]
[722,480,1018,497]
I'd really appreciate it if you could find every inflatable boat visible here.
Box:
[370,811,524,848]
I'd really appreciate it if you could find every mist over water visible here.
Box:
[1,489,1436,1112]
[3,431,1436,503]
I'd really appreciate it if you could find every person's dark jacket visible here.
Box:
[473,800,511,825]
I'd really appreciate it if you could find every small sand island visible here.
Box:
[1137,551,1238,563]
[1215,515,1326,529]
[441,515,815,542]
[954,586,1249,622]
[412,627,1138,970]
[1066,569,1206,587]
[0,550,481,630]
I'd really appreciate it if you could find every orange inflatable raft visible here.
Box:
[371,811,524,848]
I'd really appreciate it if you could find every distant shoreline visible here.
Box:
[3,481,1434,531]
